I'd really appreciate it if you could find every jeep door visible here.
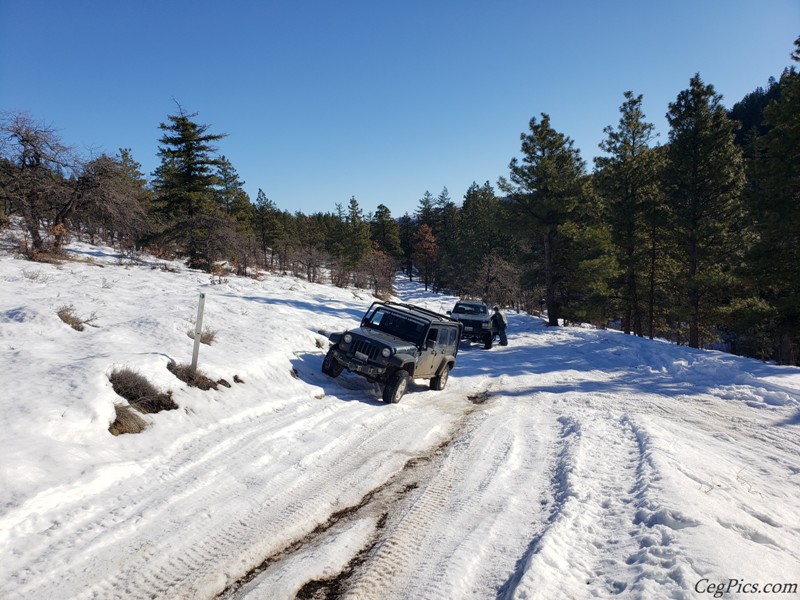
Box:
[415,326,442,378]
[417,326,456,378]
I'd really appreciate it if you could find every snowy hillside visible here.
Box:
[0,238,798,600]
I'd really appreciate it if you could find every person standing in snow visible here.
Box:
[492,305,508,346]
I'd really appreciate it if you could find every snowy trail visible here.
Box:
[7,387,470,599]
[2,246,799,600]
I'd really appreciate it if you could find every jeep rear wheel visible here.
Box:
[322,349,343,378]
[430,365,450,391]
[383,370,410,403]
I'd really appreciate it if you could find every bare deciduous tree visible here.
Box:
[1,113,151,257]
[0,113,77,255]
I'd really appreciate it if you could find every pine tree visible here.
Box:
[397,213,415,279]
[344,196,371,272]
[416,191,436,227]
[460,181,509,297]
[499,113,586,326]
[150,107,227,271]
[369,203,402,258]
[747,38,800,363]
[431,187,460,292]
[594,91,662,336]
[663,75,746,348]
[253,188,285,268]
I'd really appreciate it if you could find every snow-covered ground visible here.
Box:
[1,236,798,600]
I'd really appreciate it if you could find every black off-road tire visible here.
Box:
[429,365,450,391]
[322,349,343,378]
[383,370,410,404]
[484,333,493,350]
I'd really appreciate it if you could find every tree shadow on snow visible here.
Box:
[778,410,800,426]
[231,294,365,324]
[455,326,800,407]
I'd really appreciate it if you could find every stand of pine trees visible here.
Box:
[2,39,798,364]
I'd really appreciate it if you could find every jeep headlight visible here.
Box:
[344,333,352,344]
[482,322,491,329]
[382,347,391,358]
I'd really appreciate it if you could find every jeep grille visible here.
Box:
[350,338,381,361]
[460,318,487,329]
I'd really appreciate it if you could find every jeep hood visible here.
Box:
[351,327,418,354]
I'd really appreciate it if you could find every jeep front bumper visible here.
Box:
[329,349,388,379]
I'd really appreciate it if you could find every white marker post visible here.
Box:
[190,293,206,374]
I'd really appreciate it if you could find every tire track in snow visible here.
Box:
[7,396,349,596]
[505,401,701,598]
[8,391,463,600]
[224,392,556,600]
[337,399,555,600]
[496,413,582,599]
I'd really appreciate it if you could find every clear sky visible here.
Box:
[1,1,797,217]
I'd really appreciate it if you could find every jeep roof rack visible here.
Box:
[382,301,460,323]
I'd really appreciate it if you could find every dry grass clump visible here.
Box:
[108,404,147,436]
[167,360,223,390]
[109,367,177,413]
[57,305,98,331]
[21,268,54,283]
[187,327,217,345]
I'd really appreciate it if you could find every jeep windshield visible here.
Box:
[362,306,427,345]
[453,303,487,316]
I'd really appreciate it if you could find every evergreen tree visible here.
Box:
[215,156,247,215]
[344,196,371,272]
[431,187,460,292]
[253,188,285,268]
[415,191,436,227]
[150,107,227,271]
[499,113,586,326]
[292,212,329,282]
[369,203,402,258]
[663,74,746,348]
[594,91,662,336]
[747,38,800,363]
[728,78,781,151]
[397,212,415,278]
[459,181,510,298]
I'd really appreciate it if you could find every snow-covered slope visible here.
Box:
[1,240,798,600]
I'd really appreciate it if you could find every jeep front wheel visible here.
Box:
[430,365,450,391]
[322,349,343,378]
[383,370,410,403]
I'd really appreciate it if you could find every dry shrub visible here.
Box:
[187,327,217,345]
[109,367,177,413]
[22,269,53,283]
[57,305,82,330]
[109,404,147,436]
[167,360,219,390]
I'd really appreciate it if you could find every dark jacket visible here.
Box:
[492,310,507,331]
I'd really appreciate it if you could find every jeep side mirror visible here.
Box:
[446,310,451,315]
[426,339,436,350]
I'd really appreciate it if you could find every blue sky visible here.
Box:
[1,1,797,217]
